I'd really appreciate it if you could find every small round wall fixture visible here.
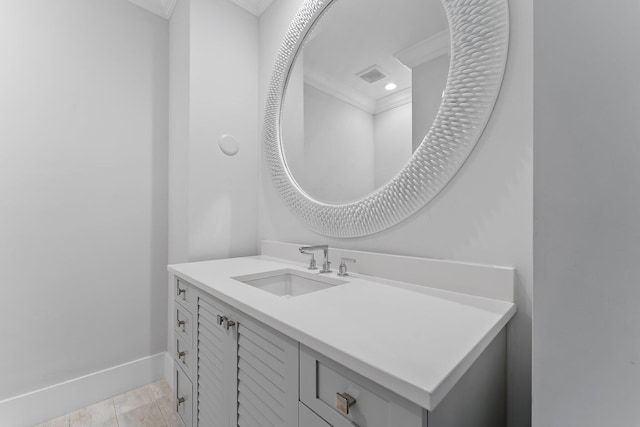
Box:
[219,134,239,156]
[264,0,509,237]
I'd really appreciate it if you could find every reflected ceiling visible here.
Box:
[126,0,273,18]
[302,0,447,107]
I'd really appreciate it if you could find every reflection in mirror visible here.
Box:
[282,0,450,204]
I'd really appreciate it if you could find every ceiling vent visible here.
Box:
[356,65,388,84]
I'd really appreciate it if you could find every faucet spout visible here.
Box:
[299,245,331,273]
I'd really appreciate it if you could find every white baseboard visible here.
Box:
[0,352,168,427]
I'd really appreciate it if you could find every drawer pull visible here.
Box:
[217,315,226,325]
[177,350,186,361]
[177,319,186,331]
[176,396,185,411]
[225,319,236,330]
[336,392,357,415]
[177,285,186,297]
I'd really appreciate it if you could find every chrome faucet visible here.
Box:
[299,245,331,273]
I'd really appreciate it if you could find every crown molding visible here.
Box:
[304,69,412,116]
[127,0,272,19]
[375,88,412,115]
[229,0,273,16]
[394,30,450,69]
[304,68,377,115]
[127,0,176,19]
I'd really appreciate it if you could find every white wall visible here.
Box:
[169,0,260,262]
[533,1,640,425]
[169,0,191,264]
[303,84,375,203]
[259,1,532,425]
[374,103,413,188]
[0,0,168,400]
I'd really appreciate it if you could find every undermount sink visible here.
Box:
[232,269,348,297]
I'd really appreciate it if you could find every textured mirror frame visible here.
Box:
[264,0,509,238]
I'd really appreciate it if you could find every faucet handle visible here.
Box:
[338,257,356,277]
[301,251,318,270]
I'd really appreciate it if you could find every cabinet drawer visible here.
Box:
[175,278,197,312]
[175,363,194,427]
[175,305,194,346]
[174,334,195,376]
[300,402,332,427]
[300,346,423,427]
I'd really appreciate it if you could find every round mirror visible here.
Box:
[264,0,509,237]
[281,0,450,204]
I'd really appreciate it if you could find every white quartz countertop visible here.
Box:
[168,255,516,411]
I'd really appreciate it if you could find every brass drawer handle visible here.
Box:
[225,319,236,330]
[177,285,186,297]
[336,392,356,415]
[177,319,186,331]
[177,351,186,361]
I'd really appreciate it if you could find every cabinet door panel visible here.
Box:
[238,383,284,427]
[198,315,225,341]
[197,295,233,426]
[175,364,194,427]
[236,318,299,427]
[237,346,286,391]
[237,358,285,402]
[238,404,264,427]
[237,369,285,411]
[187,288,301,427]
[237,333,285,372]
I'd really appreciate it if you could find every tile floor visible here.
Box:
[33,380,179,427]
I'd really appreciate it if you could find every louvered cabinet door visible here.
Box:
[235,316,299,427]
[197,296,236,426]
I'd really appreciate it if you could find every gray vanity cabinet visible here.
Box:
[175,280,299,427]
[173,277,507,427]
